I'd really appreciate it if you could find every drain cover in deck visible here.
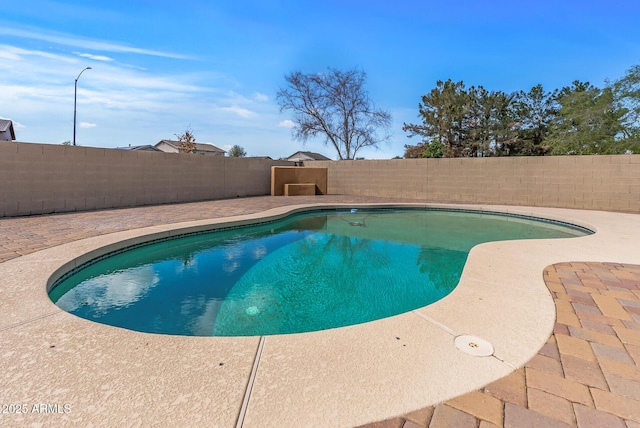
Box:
[454,335,494,357]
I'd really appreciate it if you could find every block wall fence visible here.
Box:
[2,142,639,217]
[270,166,328,196]
[0,141,291,217]
[309,155,640,213]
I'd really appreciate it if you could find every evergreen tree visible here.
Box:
[403,79,468,157]
[547,81,626,154]
[404,80,516,157]
[228,145,247,157]
[613,64,640,150]
[402,65,639,158]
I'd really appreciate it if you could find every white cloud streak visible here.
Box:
[0,44,75,62]
[0,26,193,59]
[0,33,307,158]
[219,106,257,118]
[254,92,269,102]
[278,119,295,128]
[75,52,114,62]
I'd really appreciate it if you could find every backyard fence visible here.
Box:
[309,155,640,213]
[2,141,638,216]
[0,141,291,217]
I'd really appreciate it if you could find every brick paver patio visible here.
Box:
[1,196,639,427]
[361,262,640,428]
[0,195,409,263]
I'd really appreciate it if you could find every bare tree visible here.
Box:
[175,126,197,154]
[277,68,392,160]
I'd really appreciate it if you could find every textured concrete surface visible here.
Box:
[1,196,639,427]
[362,262,640,428]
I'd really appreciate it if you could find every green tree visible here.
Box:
[613,64,640,149]
[403,79,468,157]
[463,85,489,157]
[175,126,197,154]
[405,64,640,157]
[403,137,443,158]
[509,84,558,156]
[464,86,516,157]
[277,68,392,160]
[228,144,247,157]
[404,80,516,157]
[547,81,627,154]
[489,91,519,156]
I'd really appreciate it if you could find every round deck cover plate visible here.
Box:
[454,335,494,357]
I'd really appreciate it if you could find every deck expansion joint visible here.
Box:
[0,310,62,333]
[236,336,265,428]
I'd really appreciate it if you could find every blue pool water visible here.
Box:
[49,209,590,336]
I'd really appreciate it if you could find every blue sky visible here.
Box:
[1,0,639,159]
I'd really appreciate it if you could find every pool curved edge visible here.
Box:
[1,203,639,428]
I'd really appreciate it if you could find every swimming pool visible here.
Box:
[49,208,590,336]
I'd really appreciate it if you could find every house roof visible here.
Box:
[116,145,163,151]
[156,140,226,153]
[287,151,331,161]
[0,119,16,140]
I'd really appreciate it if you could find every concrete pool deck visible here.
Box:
[1,196,639,427]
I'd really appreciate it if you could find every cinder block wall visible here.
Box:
[0,141,291,217]
[309,155,640,213]
[270,166,328,196]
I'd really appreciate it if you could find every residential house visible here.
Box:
[0,119,16,141]
[155,140,226,156]
[115,145,163,152]
[286,151,331,165]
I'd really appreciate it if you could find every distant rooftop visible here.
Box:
[286,151,331,162]
[156,140,226,154]
[116,145,163,152]
[0,119,16,140]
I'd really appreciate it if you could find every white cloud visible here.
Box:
[278,119,295,128]
[55,266,160,315]
[0,36,321,159]
[74,52,114,62]
[254,92,269,102]
[0,45,21,60]
[220,105,256,118]
[253,245,267,259]
[187,297,223,336]
[0,26,192,59]
[0,44,75,62]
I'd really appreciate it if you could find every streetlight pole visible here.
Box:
[73,67,92,146]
